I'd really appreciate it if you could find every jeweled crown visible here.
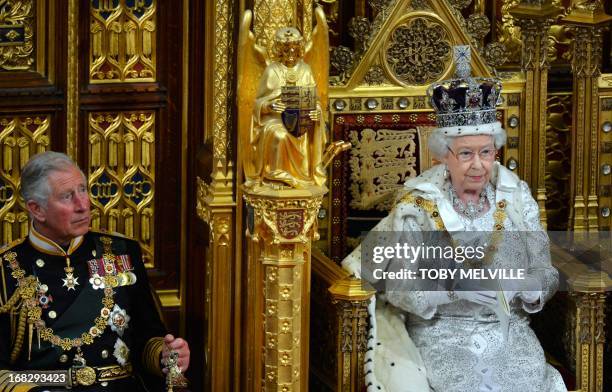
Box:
[427,46,502,131]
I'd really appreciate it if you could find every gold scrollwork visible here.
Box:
[383,16,452,86]
[0,0,35,71]
[0,115,50,243]
[89,0,156,83]
[212,0,234,165]
[88,111,155,266]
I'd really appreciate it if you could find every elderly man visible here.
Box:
[0,151,189,391]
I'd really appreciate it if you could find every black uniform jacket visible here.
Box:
[0,229,167,392]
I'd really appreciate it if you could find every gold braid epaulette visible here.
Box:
[397,192,445,230]
[0,273,37,364]
[0,250,43,364]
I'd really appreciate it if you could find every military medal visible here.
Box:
[113,337,130,365]
[89,274,105,290]
[108,304,130,336]
[62,257,79,291]
[36,279,53,309]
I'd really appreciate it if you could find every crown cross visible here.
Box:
[454,45,471,79]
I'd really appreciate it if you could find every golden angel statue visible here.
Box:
[238,7,350,189]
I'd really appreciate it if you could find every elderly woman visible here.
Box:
[342,49,566,392]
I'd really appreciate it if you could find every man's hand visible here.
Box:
[162,334,190,373]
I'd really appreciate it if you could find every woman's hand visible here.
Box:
[501,276,541,304]
[162,334,191,373]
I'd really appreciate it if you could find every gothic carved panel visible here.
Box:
[0,115,50,243]
[383,16,452,86]
[0,0,36,71]
[89,0,157,83]
[88,111,155,266]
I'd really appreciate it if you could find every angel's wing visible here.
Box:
[304,7,329,115]
[237,10,267,181]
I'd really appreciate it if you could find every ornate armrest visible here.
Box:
[549,245,612,392]
[311,247,374,392]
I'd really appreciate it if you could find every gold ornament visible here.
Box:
[384,17,452,86]
[2,245,117,353]
[75,367,96,386]
[238,7,350,190]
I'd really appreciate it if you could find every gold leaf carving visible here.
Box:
[88,111,155,265]
[384,17,452,86]
[0,115,50,243]
[349,128,418,211]
[89,0,156,83]
[0,0,35,71]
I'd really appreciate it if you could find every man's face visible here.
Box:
[28,165,91,245]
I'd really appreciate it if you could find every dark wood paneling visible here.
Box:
[76,0,185,332]
[184,0,208,389]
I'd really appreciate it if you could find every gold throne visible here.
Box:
[307,2,612,391]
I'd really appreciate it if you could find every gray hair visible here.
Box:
[21,151,84,206]
[427,128,507,160]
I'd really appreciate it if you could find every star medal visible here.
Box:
[36,280,53,309]
[62,264,79,291]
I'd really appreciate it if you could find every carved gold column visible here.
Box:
[67,0,79,159]
[329,278,375,392]
[197,0,236,391]
[252,0,313,55]
[562,2,612,231]
[244,187,325,391]
[569,272,612,392]
[510,1,561,229]
[196,167,234,391]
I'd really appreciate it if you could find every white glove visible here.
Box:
[501,275,541,304]
[428,290,497,306]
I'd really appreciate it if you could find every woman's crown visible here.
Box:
[427,46,502,130]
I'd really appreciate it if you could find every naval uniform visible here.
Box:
[0,227,167,392]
